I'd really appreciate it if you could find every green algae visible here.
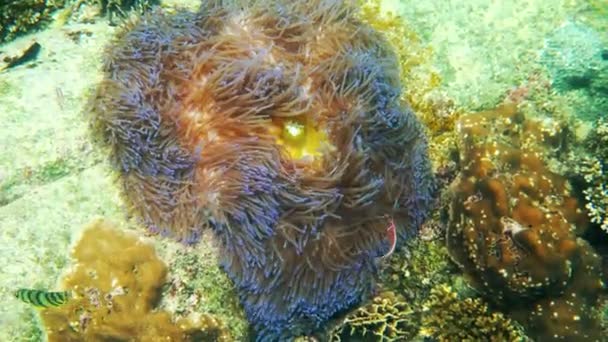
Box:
[0,148,102,206]
[381,237,458,303]
[158,246,249,340]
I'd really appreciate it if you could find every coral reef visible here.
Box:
[0,0,66,43]
[329,291,417,342]
[87,0,433,339]
[92,0,157,13]
[0,0,159,43]
[40,219,231,341]
[447,103,606,340]
[420,284,525,341]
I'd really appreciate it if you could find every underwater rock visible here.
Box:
[447,103,606,341]
[87,0,433,339]
[540,21,608,121]
[0,41,41,71]
[541,21,604,91]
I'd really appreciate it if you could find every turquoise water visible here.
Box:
[0,0,606,341]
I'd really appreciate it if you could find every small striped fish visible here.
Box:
[14,288,71,308]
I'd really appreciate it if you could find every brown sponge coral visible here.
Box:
[40,219,231,341]
[88,0,433,339]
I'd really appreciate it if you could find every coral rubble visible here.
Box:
[40,219,230,341]
[87,0,433,339]
[447,103,606,340]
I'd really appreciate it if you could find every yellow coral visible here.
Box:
[40,219,231,342]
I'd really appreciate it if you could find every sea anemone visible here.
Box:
[88,0,433,339]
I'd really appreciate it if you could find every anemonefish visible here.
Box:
[381,216,397,259]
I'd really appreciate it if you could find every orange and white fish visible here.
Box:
[381,216,397,259]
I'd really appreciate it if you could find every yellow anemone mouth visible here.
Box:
[270,116,330,161]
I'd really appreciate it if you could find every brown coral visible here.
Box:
[40,219,231,342]
[446,103,606,340]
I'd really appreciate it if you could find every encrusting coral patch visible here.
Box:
[447,103,606,341]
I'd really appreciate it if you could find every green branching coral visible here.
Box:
[0,0,67,43]
[420,284,526,342]
[330,291,418,342]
